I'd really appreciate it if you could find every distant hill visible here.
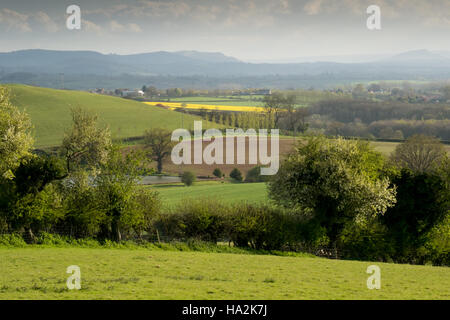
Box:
[1,49,450,90]
[381,49,450,65]
[6,84,215,147]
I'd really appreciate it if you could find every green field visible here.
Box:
[151,181,268,208]
[6,84,216,147]
[0,247,448,299]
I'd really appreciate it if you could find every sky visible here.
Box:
[0,0,449,61]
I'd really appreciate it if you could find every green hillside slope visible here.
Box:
[5,84,213,147]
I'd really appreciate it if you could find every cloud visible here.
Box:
[0,8,32,32]
[110,20,142,33]
[304,0,322,15]
[83,19,103,35]
[34,11,59,33]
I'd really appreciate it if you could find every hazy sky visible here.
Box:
[0,0,449,61]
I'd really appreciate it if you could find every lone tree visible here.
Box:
[143,128,174,174]
[391,134,446,173]
[268,136,397,247]
[0,87,33,179]
[61,107,111,173]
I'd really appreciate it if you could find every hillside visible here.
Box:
[6,84,212,148]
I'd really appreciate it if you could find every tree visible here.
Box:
[230,168,243,182]
[213,168,223,179]
[14,155,66,195]
[381,169,449,262]
[391,135,446,173]
[181,171,196,186]
[440,85,450,101]
[95,146,148,241]
[352,84,367,99]
[0,87,34,179]
[262,93,293,128]
[280,105,309,135]
[60,107,111,173]
[2,155,65,239]
[144,86,159,97]
[143,128,174,174]
[268,136,396,247]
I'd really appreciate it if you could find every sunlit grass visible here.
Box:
[0,247,448,300]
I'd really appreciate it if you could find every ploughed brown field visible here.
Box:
[129,138,447,177]
[130,137,297,177]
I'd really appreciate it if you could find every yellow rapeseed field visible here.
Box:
[143,102,267,113]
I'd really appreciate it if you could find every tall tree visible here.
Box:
[0,87,34,179]
[60,107,111,173]
[95,147,150,241]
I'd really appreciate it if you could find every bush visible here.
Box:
[230,168,243,182]
[245,166,270,183]
[155,199,228,243]
[225,204,301,250]
[181,171,196,186]
[213,168,223,179]
[0,233,27,247]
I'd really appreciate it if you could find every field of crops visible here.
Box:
[1,247,448,299]
[144,101,267,112]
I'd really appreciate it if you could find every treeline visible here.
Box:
[309,99,450,140]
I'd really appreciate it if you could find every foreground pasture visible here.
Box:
[0,247,448,299]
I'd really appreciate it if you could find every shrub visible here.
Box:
[36,232,69,246]
[119,188,161,239]
[155,199,228,243]
[230,168,243,182]
[225,203,301,250]
[0,233,27,247]
[181,171,196,186]
[245,166,270,183]
[213,168,223,179]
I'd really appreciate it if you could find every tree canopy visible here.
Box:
[268,136,397,244]
[0,87,34,179]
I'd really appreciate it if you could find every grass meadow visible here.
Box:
[150,181,268,209]
[0,247,448,300]
[7,84,217,147]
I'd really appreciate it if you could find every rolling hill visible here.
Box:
[2,49,450,90]
[5,84,214,148]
